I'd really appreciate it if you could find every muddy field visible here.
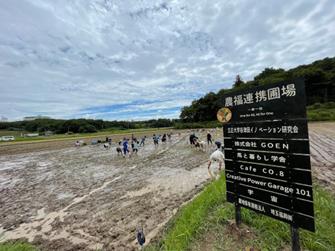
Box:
[0,130,174,156]
[0,131,218,251]
[0,123,334,251]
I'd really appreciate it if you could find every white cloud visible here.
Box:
[0,0,334,120]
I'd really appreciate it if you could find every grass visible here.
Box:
[0,127,173,144]
[145,176,225,251]
[146,175,335,251]
[307,102,335,121]
[0,130,28,137]
[0,242,37,251]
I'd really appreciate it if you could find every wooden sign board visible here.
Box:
[221,79,315,232]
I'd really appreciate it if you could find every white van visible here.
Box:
[1,136,15,141]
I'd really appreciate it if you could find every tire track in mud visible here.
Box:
[308,123,335,189]
[0,176,122,249]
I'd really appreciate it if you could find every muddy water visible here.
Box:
[0,131,221,251]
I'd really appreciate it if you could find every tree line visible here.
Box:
[180,57,335,122]
[0,118,176,134]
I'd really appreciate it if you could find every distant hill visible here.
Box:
[180,56,335,122]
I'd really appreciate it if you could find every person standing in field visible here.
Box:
[207,131,213,145]
[140,136,146,146]
[122,138,130,157]
[131,135,135,150]
[153,134,159,147]
[208,149,225,179]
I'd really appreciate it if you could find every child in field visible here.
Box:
[116,141,122,155]
[122,138,130,157]
[153,134,159,147]
[140,136,146,146]
[132,140,139,154]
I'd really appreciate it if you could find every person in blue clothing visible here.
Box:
[122,138,130,157]
[140,136,146,146]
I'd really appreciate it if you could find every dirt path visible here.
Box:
[0,131,219,250]
[308,122,335,191]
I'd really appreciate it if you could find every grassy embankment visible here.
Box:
[145,175,335,251]
[0,242,37,251]
[307,102,335,121]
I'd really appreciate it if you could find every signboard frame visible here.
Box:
[219,78,315,250]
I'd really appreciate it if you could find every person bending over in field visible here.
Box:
[189,133,198,146]
[116,141,122,156]
[207,149,225,179]
[153,134,159,147]
[161,133,167,143]
[132,140,139,155]
[215,141,222,150]
[167,133,171,141]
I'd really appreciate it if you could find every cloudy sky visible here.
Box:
[0,0,334,121]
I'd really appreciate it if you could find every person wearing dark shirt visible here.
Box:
[207,132,212,145]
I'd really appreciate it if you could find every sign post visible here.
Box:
[291,226,300,251]
[218,79,315,250]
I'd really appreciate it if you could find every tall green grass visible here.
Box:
[146,175,335,250]
[0,242,37,251]
[307,102,335,121]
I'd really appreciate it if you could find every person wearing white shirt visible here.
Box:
[208,149,225,179]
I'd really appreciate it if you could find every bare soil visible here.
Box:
[0,131,218,251]
[0,130,174,156]
[0,122,334,251]
[308,122,335,191]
